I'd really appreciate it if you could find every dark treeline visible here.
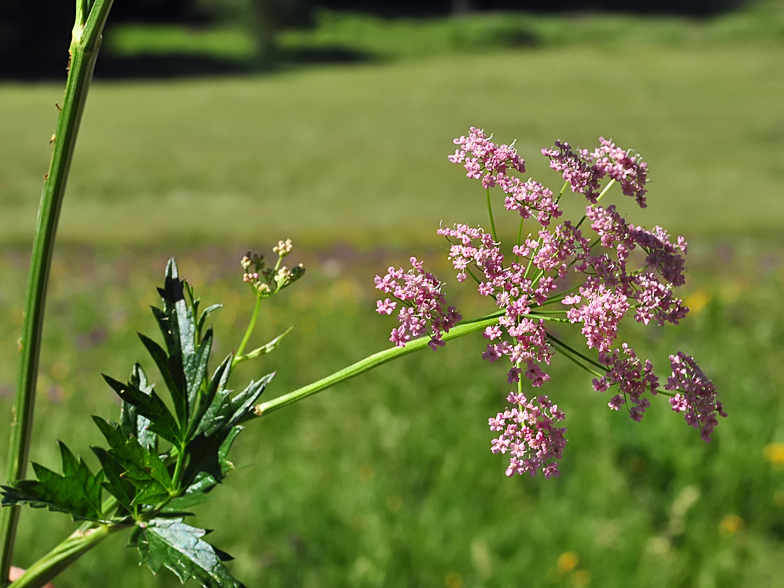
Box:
[319,0,745,16]
[0,0,748,78]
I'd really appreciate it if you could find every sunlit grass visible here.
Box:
[0,239,783,587]
[0,43,782,248]
[1,3,783,586]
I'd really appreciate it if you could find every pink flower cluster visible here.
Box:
[543,137,649,207]
[591,347,726,440]
[665,352,726,442]
[375,128,724,478]
[436,223,587,385]
[488,392,566,478]
[562,204,689,354]
[375,257,462,350]
[449,127,560,225]
[592,344,659,421]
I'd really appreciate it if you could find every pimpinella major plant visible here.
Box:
[3,253,299,588]
[0,1,724,586]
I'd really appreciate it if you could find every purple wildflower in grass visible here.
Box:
[377,128,722,477]
[665,352,727,442]
[374,257,462,350]
[489,392,567,478]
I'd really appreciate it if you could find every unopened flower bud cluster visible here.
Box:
[241,239,304,298]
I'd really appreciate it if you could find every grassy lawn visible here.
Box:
[1,4,784,587]
[0,43,782,247]
[0,240,783,587]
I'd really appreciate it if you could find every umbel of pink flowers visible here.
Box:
[375,128,725,479]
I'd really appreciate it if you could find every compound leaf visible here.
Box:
[0,441,104,521]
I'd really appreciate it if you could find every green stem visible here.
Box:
[575,179,615,230]
[252,315,500,417]
[553,341,605,379]
[485,188,498,243]
[546,333,607,373]
[465,267,483,286]
[234,295,262,365]
[556,180,569,204]
[527,314,570,323]
[171,443,186,493]
[8,523,124,588]
[515,216,524,263]
[0,1,114,583]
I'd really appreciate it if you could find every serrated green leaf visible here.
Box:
[92,446,135,513]
[104,375,182,446]
[181,426,243,492]
[150,305,180,368]
[158,260,196,374]
[196,373,273,440]
[138,333,187,425]
[196,389,233,439]
[164,488,213,512]
[185,327,213,411]
[187,354,232,441]
[131,518,245,588]
[0,442,104,521]
[122,363,158,452]
[93,417,173,506]
[225,374,273,429]
[197,304,222,338]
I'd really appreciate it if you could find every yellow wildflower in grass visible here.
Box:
[764,443,784,467]
[719,514,744,537]
[557,552,579,574]
[684,288,711,315]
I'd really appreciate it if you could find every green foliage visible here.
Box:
[1,243,783,586]
[1,259,274,587]
[91,416,174,508]
[3,40,783,248]
[1,442,104,521]
[103,1,784,65]
[129,519,245,588]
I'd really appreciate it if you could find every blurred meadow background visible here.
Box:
[2,0,784,586]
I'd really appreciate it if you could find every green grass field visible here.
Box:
[1,4,784,587]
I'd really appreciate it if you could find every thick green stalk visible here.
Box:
[8,524,123,588]
[252,315,501,417]
[0,1,114,583]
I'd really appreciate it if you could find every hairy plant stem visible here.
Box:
[252,315,501,417]
[0,0,114,583]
